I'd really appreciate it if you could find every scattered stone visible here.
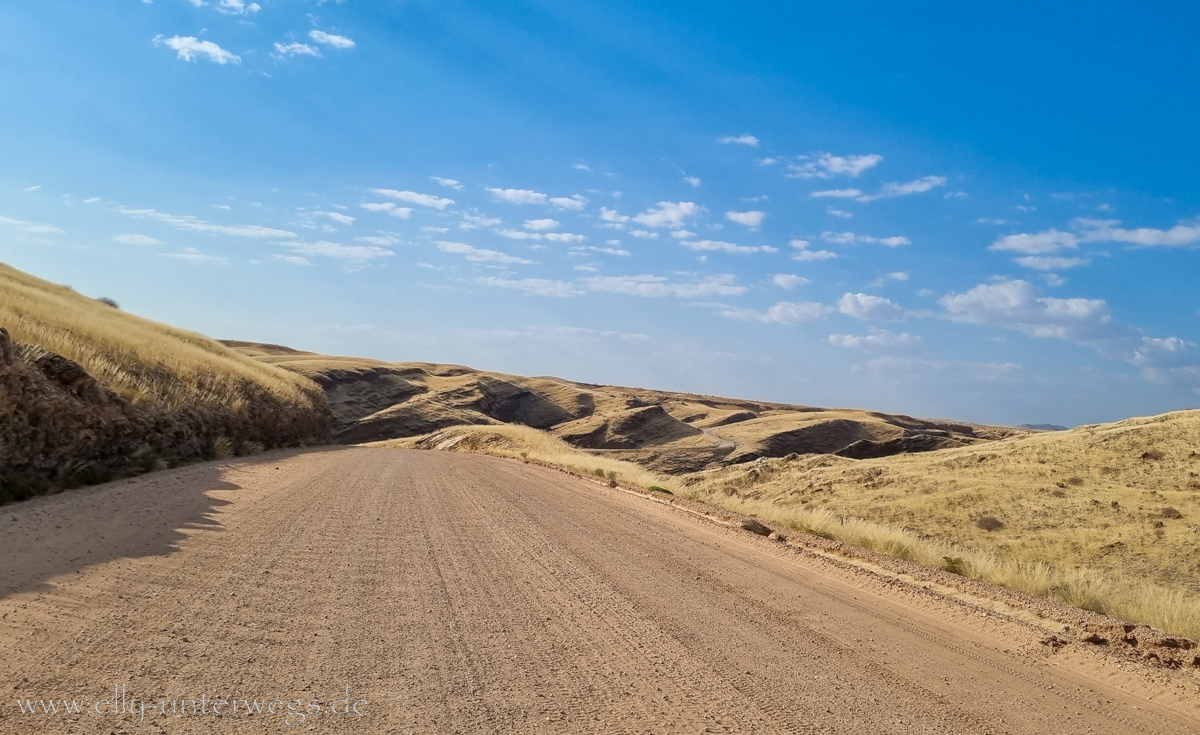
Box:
[739,518,771,536]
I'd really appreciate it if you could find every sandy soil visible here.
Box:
[2,447,1198,734]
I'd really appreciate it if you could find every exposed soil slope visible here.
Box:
[225,341,1019,470]
[3,447,1198,734]
[0,264,330,502]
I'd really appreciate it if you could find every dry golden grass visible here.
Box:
[375,424,678,493]
[0,263,323,410]
[681,410,1200,640]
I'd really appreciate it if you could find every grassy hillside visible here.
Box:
[1,264,320,410]
[0,262,330,499]
[680,410,1200,639]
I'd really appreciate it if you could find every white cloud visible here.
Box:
[772,274,810,289]
[856,176,947,202]
[939,280,1112,341]
[838,293,905,321]
[487,188,547,205]
[116,207,295,238]
[829,329,921,350]
[496,229,541,240]
[818,153,883,176]
[810,188,863,199]
[821,231,910,247]
[630,230,658,239]
[1014,256,1089,271]
[275,255,313,266]
[1076,217,1200,247]
[671,230,696,240]
[309,30,356,49]
[680,240,776,254]
[726,210,766,228]
[524,218,559,231]
[325,212,355,225]
[827,207,853,219]
[162,251,230,266]
[114,234,162,245]
[790,238,838,261]
[550,195,588,210]
[430,177,463,190]
[24,185,41,192]
[582,274,746,298]
[721,302,832,324]
[573,245,631,257]
[216,0,260,15]
[437,241,533,264]
[718,134,759,147]
[288,241,394,261]
[545,232,586,243]
[990,229,1078,254]
[0,215,63,237]
[371,189,454,210]
[682,176,701,187]
[459,212,502,230]
[788,153,882,179]
[598,207,630,225]
[152,35,240,64]
[359,202,413,219]
[357,235,400,246]
[632,201,701,229]
[274,42,320,58]
[475,277,582,297]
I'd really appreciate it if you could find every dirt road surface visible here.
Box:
[2,447,1198,734]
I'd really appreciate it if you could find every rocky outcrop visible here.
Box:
[834,434,969,460]
[0,327,330,501]
[554,406,704,449]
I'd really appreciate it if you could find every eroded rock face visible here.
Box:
[0,327,330,494]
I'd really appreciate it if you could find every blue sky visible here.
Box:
[1,1,1198,427]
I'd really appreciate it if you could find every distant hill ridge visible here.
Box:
[224,340,1027,474]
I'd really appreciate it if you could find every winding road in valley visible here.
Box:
[2,447,1198,734]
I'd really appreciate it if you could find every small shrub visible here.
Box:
[942,556,967,575]
[1142,449,1165,461]
[976,515,1005,532]
[1163,507,1183,519]
[648,485,673,495]
[138,454,163,473]
[594,468,606,478]
[606,470,618,481]
[96,297,119,309]
[64,465,114,489]
[0,475,52,505]
[235,441,265,457]
[204,436,233,461]
[1065,476,1084,486]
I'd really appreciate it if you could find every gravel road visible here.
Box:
[2,447,1198,734]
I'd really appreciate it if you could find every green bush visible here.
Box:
[647,485,673,495]
[0,475,52,505]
